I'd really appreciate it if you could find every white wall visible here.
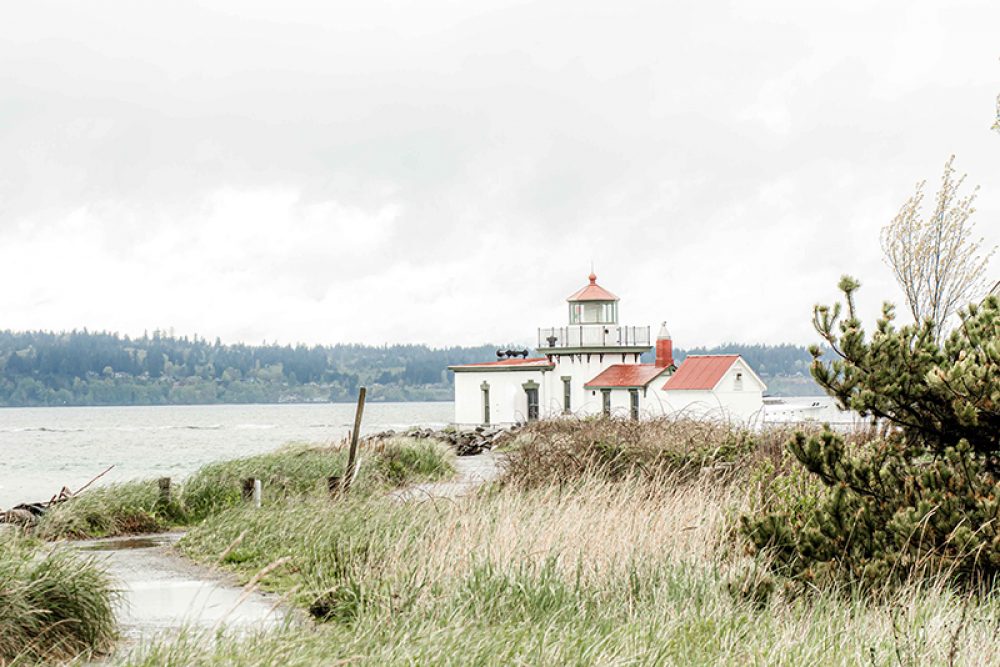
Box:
[453,369,550,427]
[453,357,765,427]
[543,352,644,418]
[646,359,765,425]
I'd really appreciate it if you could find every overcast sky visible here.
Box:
[1,0,997,349]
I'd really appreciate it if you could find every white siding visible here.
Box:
[453,369,549,427]
[545,352,644,418]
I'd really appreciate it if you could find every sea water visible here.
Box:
[0,402,452,508]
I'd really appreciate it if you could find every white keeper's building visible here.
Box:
[449,273,766,427]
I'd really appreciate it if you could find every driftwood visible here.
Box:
[1,465,116,525]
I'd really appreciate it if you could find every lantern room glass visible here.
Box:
[568,301,617,325]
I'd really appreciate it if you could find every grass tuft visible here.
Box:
[36,480,186,540]
[0,535,117,664]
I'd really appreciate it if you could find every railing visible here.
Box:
[537,325,651,349]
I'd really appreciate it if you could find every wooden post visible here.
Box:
[253,479,262,509]
[157,477,171,505]
[241,477,255,502]
[342,386,367,494]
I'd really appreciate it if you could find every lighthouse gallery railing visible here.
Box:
[537,325,651,349]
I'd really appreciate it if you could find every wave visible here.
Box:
[0,426,86,433]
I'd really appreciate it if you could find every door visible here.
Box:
[525,387,539,421]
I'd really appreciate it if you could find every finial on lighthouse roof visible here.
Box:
[567,271,619,302]
[657,321,671,339]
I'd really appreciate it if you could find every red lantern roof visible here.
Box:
[566,273,619,302]
[662,355,740,391]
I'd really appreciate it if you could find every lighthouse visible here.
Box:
[448,272,767,426]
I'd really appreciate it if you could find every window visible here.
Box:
[525,387,539,421]
[481,382,490,425]
[562,377,572,413]
[734,372,743,391]
[568,302,618,324]
[601,389,611,416]
[629,389,639,421]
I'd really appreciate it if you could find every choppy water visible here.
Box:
[0,402,453,508]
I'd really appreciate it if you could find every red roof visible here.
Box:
[662,355,739,391]
[585,364,668,388]
[450,357,554,370]
[567,273,619,302]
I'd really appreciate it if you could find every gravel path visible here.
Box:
[391,450,504,501]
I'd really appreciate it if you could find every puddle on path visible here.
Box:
[74,532,286,645]
[78,536,172,551]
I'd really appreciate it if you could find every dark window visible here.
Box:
[525,387,539,421]
[562,378,572,413]
[629,389,639,421]
[601,389,611,416]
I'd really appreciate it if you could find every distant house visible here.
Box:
[449,273,766,427]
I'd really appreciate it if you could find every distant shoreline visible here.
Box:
[0,397,456,410]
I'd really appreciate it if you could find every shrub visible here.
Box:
[742,280,1000,588]
[36,480,186,540]
[368,437,454,486]
[183,439,454,521]
[0,537,117,663]
[182,444,351,521]
[36,438,455,538]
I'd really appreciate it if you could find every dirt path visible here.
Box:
[74,532,286,652]
[391,450,504,501]
[73,450,501,659]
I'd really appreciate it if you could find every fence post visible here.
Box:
[157,477,171,505]
[253,479,262,509]
[342,386,367,494]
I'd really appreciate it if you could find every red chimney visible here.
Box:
[655,322,673,368]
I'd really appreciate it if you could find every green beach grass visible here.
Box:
[36,437,455,540]
[0,534,117,665]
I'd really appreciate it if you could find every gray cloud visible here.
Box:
[1,0,997,348]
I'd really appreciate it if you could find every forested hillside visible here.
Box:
[0,330,822,407]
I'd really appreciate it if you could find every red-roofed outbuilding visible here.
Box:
[662,355,741,391]
[584,364,668,389]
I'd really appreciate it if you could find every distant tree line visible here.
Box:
[0,330,821,407]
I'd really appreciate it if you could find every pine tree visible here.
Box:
[742,277,1000,587]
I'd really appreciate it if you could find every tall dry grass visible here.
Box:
[139,470,1000,665]
[499,416,794,488]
